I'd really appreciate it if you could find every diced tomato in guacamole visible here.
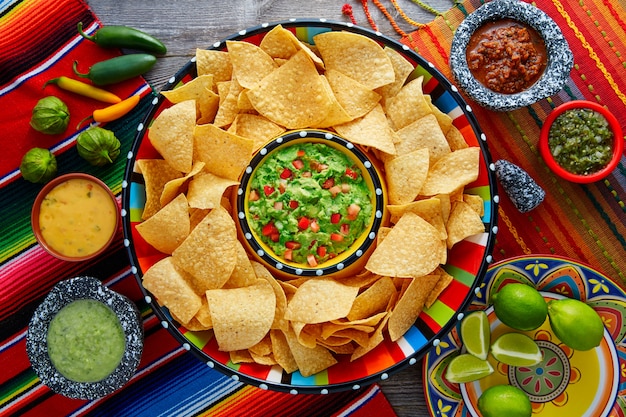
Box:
[247,142,372,265]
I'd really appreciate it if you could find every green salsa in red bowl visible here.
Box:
[236,129,386,279]
[539,100,623,183]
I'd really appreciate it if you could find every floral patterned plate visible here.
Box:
[423,255,626,416]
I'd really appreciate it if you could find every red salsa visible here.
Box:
[466,19,547,94]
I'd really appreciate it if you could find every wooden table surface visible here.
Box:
[86,1,455,415]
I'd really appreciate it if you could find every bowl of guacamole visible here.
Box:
[26,276,143,400]
[539,100,623,183]
[236,130,386,278]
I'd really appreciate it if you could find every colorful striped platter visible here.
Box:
[122,19,499,393]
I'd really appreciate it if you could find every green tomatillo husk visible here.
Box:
[20,148,57,184]
[76,126,121,166]
[30,96,70,134]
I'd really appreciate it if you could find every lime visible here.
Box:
[548,298,604,351]
[477,384,532,417]
[490,332,542,366]
[461,311,490,360]
[445,353,494,383]
[491,283,548,331]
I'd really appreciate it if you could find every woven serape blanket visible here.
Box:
[0,0,397,416]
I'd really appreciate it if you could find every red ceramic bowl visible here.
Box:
[539,100,623,183]
[31,173,119,261]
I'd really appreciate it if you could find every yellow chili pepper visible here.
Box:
[44,76,121,104]
[77,94,140,129]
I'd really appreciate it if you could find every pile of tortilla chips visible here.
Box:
[134,25,486,377]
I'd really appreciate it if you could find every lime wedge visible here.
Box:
[445,353,494,383]
[461,311,490,360]
[491,333,542,367]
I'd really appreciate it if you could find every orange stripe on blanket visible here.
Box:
[551,0,626,107]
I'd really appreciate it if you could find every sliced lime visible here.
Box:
[461,310,490,360]
[445,353,494,383]
[491,333,542,367]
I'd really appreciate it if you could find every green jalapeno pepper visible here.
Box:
[78,22,167,55]
[72,54,157,85]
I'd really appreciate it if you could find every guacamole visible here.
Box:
[248,142,372,266]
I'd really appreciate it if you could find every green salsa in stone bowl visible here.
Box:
[26,276,143,400]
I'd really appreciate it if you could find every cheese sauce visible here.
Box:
[39,178,117,257]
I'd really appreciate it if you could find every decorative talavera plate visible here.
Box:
[122,19,498,394]
[423,255,625,416]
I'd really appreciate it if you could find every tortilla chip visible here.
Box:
[314,75,354,128]
[350,313,390,361]
[324,69,381,119]
[206,279,275,351]
[136,193,190,254]
[247,50,332,129]
[142,257,202,324]
[377,46,414,102]
[137,159,183,220]
[236,90,255,112]
[160,161,205,207]
[387,198,447,239]
[196,49,232,82]
[334,104,398,156]
[388,274,440,341]
[187,171,238,209]
[252,261,289,331]
[222,242,258,289]
[291,321,318,349]
[283,327,337,377]
[446,200,486,248]
[161,75,214,107]
[339,271,384,288]
[250,351,277,366]
[148,100,196,173]
[231,113,286,152]
[425,267,454,308]
[377,226,393,245]
[385,76,432,130]
[385,148,430,205]
[421,147,480,196]
[193,123,254,181]
[226,40,278,89]
[313,31,394,90]
[347,276,396,321]
[197,88,220,124]
[230,349,255,364]
[270,329,298,373]
[285,278,359,324]
[172,206,238,291]
[395,114,451,163]
[366,212,444,278]
[213,78,244,127]
[425,95,453,134]
[446,125,469,151]
[463,193,485,217]
[195,297,213,328]
[259,24,299,59]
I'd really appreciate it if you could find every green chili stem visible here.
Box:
[77,22,96,42]
[72,61,90,79]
